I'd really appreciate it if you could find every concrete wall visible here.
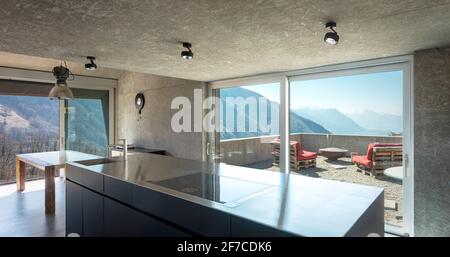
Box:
[117,71,205,161]
[219,136,277,166]
[220,133,401,166]
[414,47,450,236]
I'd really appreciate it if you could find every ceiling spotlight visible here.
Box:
[181,42,193,60]
[324,22,340,45]
[85,56,97,70]
[49,62,74,100]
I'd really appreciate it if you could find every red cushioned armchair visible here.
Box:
[294,142,318,162]
[271,138,317,170]
[351,143,403,176]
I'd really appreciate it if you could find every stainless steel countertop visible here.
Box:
[68,153,384,237]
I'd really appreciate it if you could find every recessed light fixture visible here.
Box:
[49,61,74,100]
[324,22,340,45]
[85,56,97,70]
[181,42,193,60]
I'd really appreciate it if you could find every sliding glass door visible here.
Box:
[209,57,413,236]
[289,67,410,235]
[212,82,281,171]
[64,88,110,157]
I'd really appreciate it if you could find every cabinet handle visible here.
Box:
[206,142,211,156]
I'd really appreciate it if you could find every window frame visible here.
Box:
[0,66,117,152]
[208,55,414,237]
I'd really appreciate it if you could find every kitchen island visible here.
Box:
[65,153,384,237]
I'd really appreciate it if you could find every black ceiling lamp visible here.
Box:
[181,42,193,60]
[49,61,74,100]
[324,22,340,45]
[85,56,97,70]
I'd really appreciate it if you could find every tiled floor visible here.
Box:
[0,178,65,237]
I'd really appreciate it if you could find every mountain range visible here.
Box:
[0,95,59,138]
[294,107,402,136]
[348,110,402,134]
[0,95,108,151]
[219,87,402,139]
[293,108,368,135]
[1,90,401,144]
[220,88,330,139]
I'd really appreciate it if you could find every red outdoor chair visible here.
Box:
[352,143,403,176]
[271,138,317,170]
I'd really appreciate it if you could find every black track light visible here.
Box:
[324,22,340,45]
[85,56,97,70]
[181,42,193,60]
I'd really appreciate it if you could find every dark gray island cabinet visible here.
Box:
[65,153,384,237]
[66,166,292,237]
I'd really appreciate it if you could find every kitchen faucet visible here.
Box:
[107,138,128,161]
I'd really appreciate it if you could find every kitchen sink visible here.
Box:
[75,158,119,166]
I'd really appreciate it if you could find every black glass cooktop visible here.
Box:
[153,172,272,204]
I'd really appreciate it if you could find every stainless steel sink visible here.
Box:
[75,158,119,166]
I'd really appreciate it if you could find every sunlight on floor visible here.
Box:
[0,179,58,197]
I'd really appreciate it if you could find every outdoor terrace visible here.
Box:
[220,133,403,226]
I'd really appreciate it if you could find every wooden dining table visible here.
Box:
[15,150,102,215]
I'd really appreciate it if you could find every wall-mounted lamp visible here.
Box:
[135,93,145,114]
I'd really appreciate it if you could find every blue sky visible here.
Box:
[241,70,403,115]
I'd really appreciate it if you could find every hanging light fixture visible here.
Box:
[49,61,74,100]
[181,42,194,60]
[324,22,340,45]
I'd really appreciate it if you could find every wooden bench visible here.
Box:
[352,144,402,176]
[371,146,403,176]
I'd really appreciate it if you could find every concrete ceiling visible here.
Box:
[0,51,124,79]
[1,0,450,82]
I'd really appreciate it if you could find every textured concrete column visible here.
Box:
[117,71,205,161]
[414,47,450,236]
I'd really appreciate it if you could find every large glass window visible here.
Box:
[216,83,280,170]
[0,95,59,184]
[289,70,405,230]
[0,79,114,185]
[65,88,109,157]
[210,60,412,236]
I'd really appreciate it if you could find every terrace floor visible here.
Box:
[248,156,403,227]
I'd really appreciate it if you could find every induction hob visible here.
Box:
[152,172,274,206]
